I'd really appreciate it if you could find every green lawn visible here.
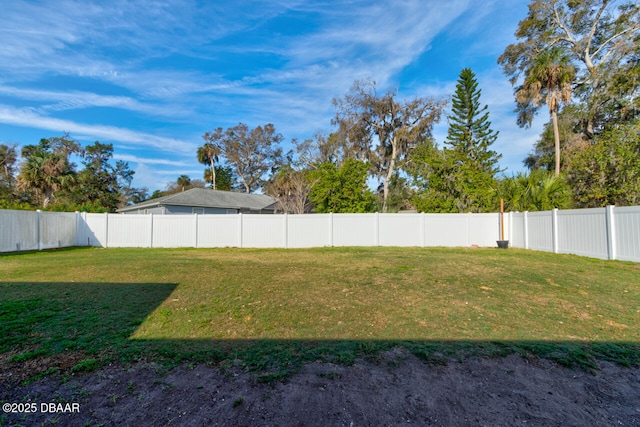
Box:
[1,246,639,381]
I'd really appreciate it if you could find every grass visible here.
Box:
[1,246,639,381]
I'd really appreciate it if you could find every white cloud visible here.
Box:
[0,85,191,119]
[113,154,189,167]
[0,105,196,154]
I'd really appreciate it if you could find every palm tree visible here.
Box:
[17,148,75,207]
[197,142,221,190]
[515,47,575,176]
[176,175,191,192]
[500,169,571,212]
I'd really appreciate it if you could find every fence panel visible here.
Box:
[614,206,640,262]
[509,213,525,248]
[153,215,196,248]
[0,210,38,252]
[557,208,608,259]
[106,214,152,247]
[39,212,76,250]
[332,214,377,246]
[80,213,107,247]
[197,215,240,247]
[242,215,286,248]
[287,214,332,248]
[378,214,423,246]
[424,214,469,247]
[468,213,500,247]
[526,211,554,252]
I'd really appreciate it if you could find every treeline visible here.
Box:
[182,71,510,213]
[0,133,147,212]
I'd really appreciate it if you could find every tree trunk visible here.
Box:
[210,159,216,190]
[43,189,53,207]
[382,140,398,213]
[551,110,561,177]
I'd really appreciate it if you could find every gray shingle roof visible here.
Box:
[118,188,276,212]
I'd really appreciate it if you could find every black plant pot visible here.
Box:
[497,240,509,249]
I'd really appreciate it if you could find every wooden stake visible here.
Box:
[500,198,505,241]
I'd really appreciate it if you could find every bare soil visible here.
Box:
[1,349,639,426]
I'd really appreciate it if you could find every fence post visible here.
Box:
[552,209,559,254]
[36,209,42,251]
[605,205,616,260]
[238,212,243,248]
[523,211,529,250]
[104,213,109,248]
[74,211,80,246]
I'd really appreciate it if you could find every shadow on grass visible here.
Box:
[0,282,178,368]
[1,282,639,383]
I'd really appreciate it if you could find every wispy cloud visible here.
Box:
[0,85,189,118]
[113,154,190,167]
[0,105,195,154]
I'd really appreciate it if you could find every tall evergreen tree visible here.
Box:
[444,68,501,212]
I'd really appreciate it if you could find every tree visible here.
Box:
[308,159,377,213]
[163,177,205,196]
[149,189,164,199]
[202,123,284,193]
[499,169,572,211]
[197,140,221,190]
[514,47,575,176]
[265,165,315,214]
[378,173,414,212]
[565,121,640,207]
[70,141,120,209]
[406,139,459,213]
[523,105,586,171]
[17,135,80,207]
[204,165,235,191]
[332,80,446,212]
[0,144,17,200]
[499,0,640,137]
[62,141,145,210]
[177,175,191,192]
[444,68,502,211]
[291,132,344,168]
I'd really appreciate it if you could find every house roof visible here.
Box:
[117,188,277,212]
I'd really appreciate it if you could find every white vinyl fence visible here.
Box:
[75,212,500,249]
[0,210,79,252]
[507,206,640,262]
[2,207,639,262]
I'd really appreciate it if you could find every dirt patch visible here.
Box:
[1,349,639,426]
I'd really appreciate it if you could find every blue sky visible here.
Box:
[0,0,545,192]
